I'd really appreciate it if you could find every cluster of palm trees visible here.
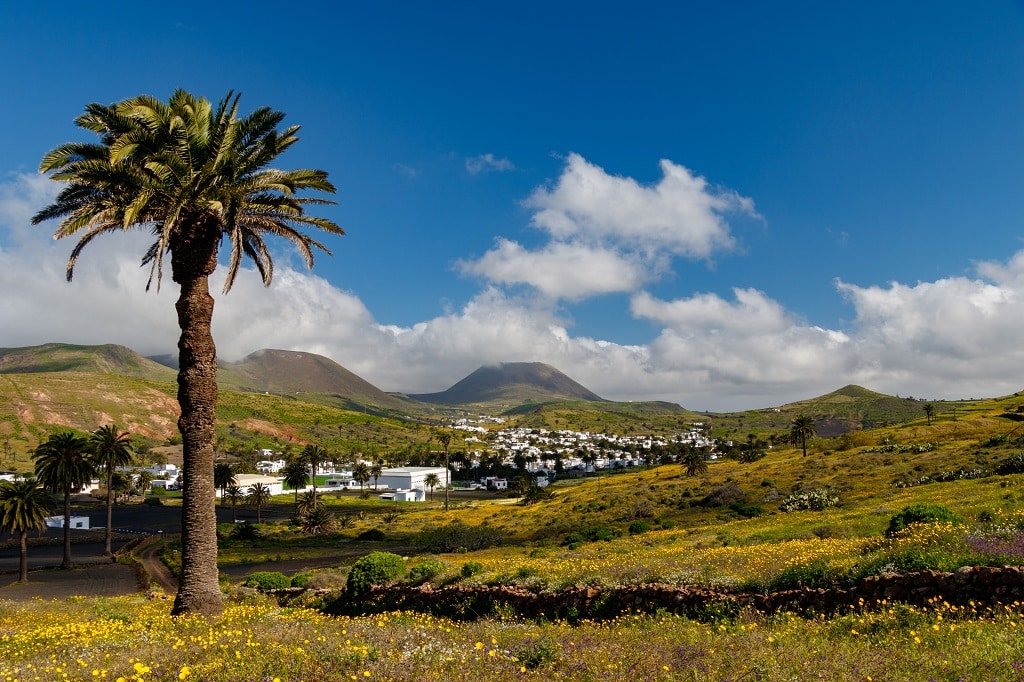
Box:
[0,425,135,583]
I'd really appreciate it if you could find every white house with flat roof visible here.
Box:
[376,466,448,492]
[222,474,284,497]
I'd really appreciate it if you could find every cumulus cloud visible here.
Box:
[456,239,649,299]
[461,154,758,302]
[465,153,514,175]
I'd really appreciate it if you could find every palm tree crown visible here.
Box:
[790,416,817,457]
[0,478,56,583]
[34,431,95,569]
[33,90,341,617]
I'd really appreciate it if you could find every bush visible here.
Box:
[407,558,446,583]
[356,528,386,542]
[232,523,262,541]
[996,454,1024,475]
[143,496,163,506]
[460,561,484,578]
[701,483,747,508]
[628,520,651,535]
[779,488,839,512]
[416,521,506,553]
[728,501,766,518]
[243,571,291,591]
[347,551,405,597]
[885,504,962,537]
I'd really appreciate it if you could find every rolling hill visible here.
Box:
[0,343,177,382]
[410,362,605,408]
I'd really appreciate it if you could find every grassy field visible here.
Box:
[4,389,1024,679]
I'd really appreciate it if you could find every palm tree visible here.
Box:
[295,490,322,517]
[224,485,243,524]
[370,462,383,490]
[352,462,370,492]
[424,472,440,501]
[282,458,310,510]
[924,403,935,426]
[682,448,709,477]
[790,416,817,457]
[437,431,453,511]
[34,431,95,569]
[213,463,236,506]
[34,91,341,616]
[300,444,327,500]
[0,478,56,583]
[246,483,272,524]
[88,424,135,556]
[137,470,154,494]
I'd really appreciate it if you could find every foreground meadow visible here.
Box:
[2,593,1024,681]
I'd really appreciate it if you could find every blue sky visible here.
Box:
[2,2,1024,411]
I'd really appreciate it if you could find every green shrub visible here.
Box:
[460,561,484,578]
[143,496,163,506]
[346,551,405,597]
[243,571,291,591]
[415,521,506,553]
[628,520,651,535]
[885,504,962,537]
[729,501,766,518]
[291,572,312,588]
[232,523,262,541]
[407,558,446,583]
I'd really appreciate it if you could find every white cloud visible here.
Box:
[461,154,757,302]
[457,238,649,299]
[465,153,514,175]
[525,153,756,256]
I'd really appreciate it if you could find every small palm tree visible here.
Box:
[352,462,370,492]
[34,431,95,569]
[88,424,134,556]
[790,416,817,457]
[295,490,322,517]
[300,505,336,535]
[34,90,342,617]
[213,463,237,506]
[0,478,56,583]
[924,403,935,426]
[282,459,310,510]
[246,483,272,524]
[370,462,383,490]
[424,472,440,501]
[682,448,709,477]
[300,445,327,500]
[224,485,243,524]
[137,470,154,494]
[437,431,453,511]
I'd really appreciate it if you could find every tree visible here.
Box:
[300,444,327,500]
[34,90,341,616]
[424,472,440,501]
[370,462,383,490]
[352,462,371,492]
[34,431,95,569]
[246,483,272,524]
[437,431,453,511]
[0,478,56,583]
[295,490,322,517]
[213,463,236,506]
[282,458,310,510]
[137,470,154,494]
[682,447,709,477]
[224,485,243,524]
[790,416,816,457]
[88,424,135,556]
[924,403,935,426]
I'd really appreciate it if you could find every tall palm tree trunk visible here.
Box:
[170,227,223,617]
[19,531,29,583]
[104,470,114,556]
[61,490,72,569]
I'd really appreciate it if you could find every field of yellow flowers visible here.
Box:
[2,593,1024,681]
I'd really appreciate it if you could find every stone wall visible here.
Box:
[316,565,1024,621]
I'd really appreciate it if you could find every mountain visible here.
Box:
[411,362,605,407]
[218,348,407,411]
[0,343,177,382]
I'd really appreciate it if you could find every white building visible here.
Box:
[45,514,89,529]
[379,488,426,502]
[376,466,448,492]
[224,474,284,497]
